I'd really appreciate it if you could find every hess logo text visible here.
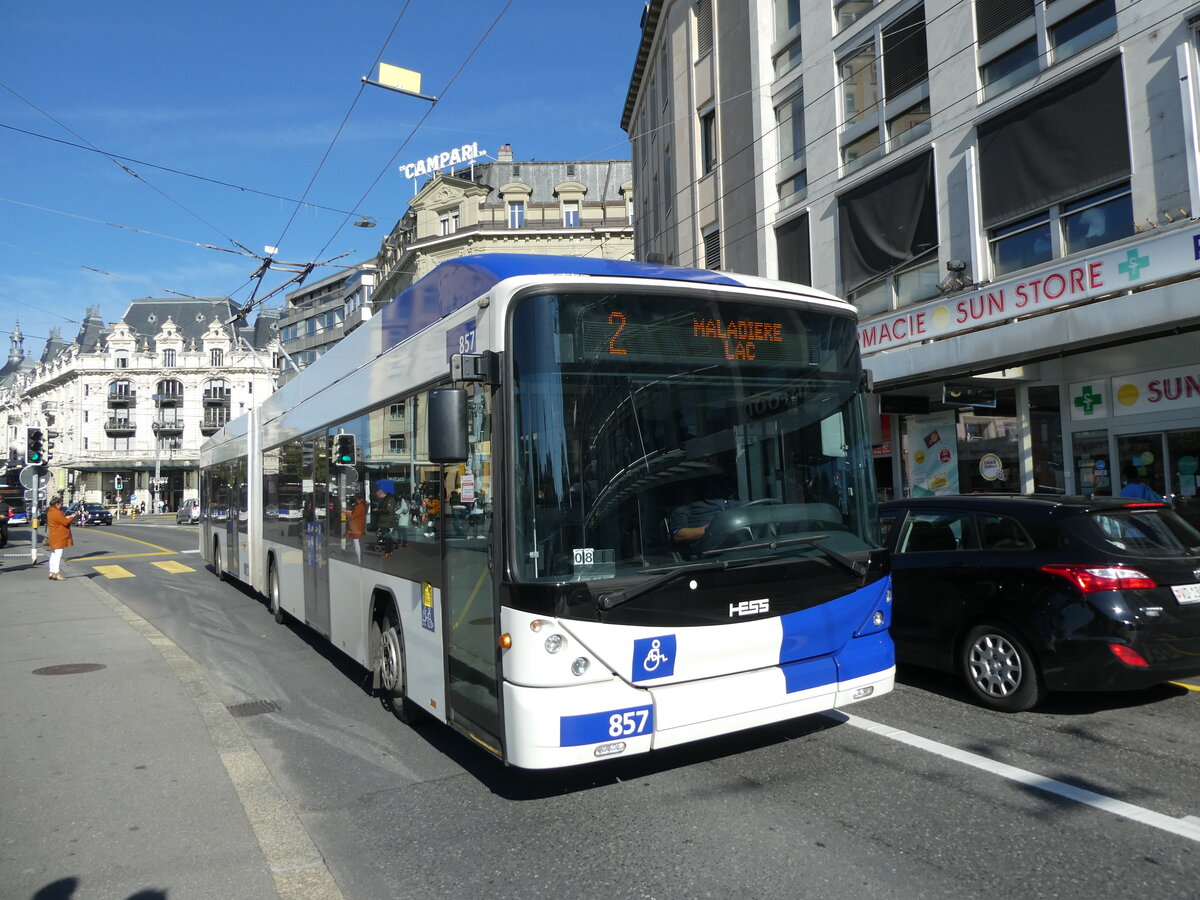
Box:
[729,598,770,617]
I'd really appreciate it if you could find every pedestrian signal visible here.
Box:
[334,434,357,467]
[26,427,45,466]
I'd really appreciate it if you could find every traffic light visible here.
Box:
[25,428,44,466]
[334,434,357,467]
[45,430,58,464]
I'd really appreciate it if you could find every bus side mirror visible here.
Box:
[428,389,468,463]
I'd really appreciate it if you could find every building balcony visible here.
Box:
[104,418,136,435]
[202,389,231,406]
[152,420,184,436]
[200,419,228,435]
[155,394,183,408]
[107,390,137,407]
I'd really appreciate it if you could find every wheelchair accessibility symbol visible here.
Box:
[632,634,677,682]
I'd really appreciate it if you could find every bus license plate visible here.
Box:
[559,706,653,747]
[1172,583,1200,604]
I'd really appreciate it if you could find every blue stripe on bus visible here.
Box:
[379,253,746,350]
[835,632,894,682]
[778,579,888,665]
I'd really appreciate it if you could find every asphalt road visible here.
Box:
[66,519,1200,899]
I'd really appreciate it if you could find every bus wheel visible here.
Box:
[374,613,414,723]
[268,559,285,624]
[214,538,225,582]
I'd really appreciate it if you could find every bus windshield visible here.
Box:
[510,289,880,584]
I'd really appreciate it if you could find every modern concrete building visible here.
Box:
[276,261,378,385]
[374,144,634,303]
[622,0,1200,527]
[1,299,280,510]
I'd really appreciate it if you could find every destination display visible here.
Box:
[576,304,816,365]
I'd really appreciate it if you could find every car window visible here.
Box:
[976,513,1034,550]
[897,512,972,553]
[1088,509,1200,557]
[880,515,897,546]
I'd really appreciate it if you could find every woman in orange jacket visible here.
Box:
[46,496,78,581]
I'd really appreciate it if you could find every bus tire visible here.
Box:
[374,613,415,723]
[214,537,226,582]
[268,558,285,624]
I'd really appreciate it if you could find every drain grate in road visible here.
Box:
[33,663,106,676]
[226,699,280,718]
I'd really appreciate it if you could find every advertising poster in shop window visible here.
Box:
[907,412,960,496]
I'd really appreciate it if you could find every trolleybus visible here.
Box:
[199,254,894,768]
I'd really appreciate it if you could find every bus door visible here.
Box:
[443,386,501,744]
[301,435,332,637]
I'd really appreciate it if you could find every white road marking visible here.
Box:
[830,711,1200,844]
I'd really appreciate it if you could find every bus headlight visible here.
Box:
[872,610,885,626]
[571,657,590,676]
[544,633,566,653]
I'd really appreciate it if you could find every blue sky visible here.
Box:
[1,1,643,354]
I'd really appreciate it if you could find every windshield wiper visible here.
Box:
[702,534,866,578]
[597,561,727,611]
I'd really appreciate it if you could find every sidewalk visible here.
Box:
[0,535,334,900]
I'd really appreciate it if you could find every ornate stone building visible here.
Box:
[1,298,280,510]
[374,144,634,303]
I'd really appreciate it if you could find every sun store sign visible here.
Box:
[399,142,487,180]
[1070,364,1200,421]
[857,226,1200,354]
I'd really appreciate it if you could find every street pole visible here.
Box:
[152,393,163,514]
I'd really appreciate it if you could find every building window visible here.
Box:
[211,349,224,367]
[976,0,1035,45]
[162,349,176,367]
[776,91,807,206]
[839,150,938,314]
[389,433,407,454]
[700,109,717,174]
[116,354,128,369]
[835,0,875,31]
[981,39,1039,99]
[563,201,580,228]
[989,183,1132,277]
[507,201,525,228]
[776,214,811,285]
[839,6,930,171]
[440,212,458,235]
[703,228,722,270]
[1050,0,1116,64]
[979,58,1131,277]
[696,0,713,57]
[390,402,406,418]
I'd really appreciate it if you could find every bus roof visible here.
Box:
[378,253,837,350]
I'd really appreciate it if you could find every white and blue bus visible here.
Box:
[199,254,894,769]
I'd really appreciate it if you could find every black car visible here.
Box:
[80,502,113,526]
[880,495,1200,711]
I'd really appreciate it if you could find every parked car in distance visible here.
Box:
[176,498,200,525]
[880,494,1200,712]
[80,502,113,526]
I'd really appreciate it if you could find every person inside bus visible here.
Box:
[373,481,399,555]
[345,492,366,563]
[669,477,743,558]
[1121,465,1165,502]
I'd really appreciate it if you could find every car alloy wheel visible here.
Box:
[961,622,1045,712]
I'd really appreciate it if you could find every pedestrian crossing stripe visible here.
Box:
[152,560,195,574]
[93,565,135,579]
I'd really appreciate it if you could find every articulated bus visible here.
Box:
[199,254,894,769]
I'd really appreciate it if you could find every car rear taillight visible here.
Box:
[1040,564,1157,593]
[1108,643,1149,667]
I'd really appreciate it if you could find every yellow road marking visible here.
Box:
[103,533,175,553]
[93,565,135,579]
[1170,681,1200,692]
[152,560,195,574]
[75,551,174,561]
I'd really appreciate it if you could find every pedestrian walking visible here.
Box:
[0,496,10,548]
[46,496,78,581]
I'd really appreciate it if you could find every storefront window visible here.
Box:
[1167,428,1200,530]
[956,394,1019,494]
[1072,429,1111,496]
[1029,385,1064,493]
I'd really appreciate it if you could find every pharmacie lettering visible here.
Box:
[401,142,483,179]
[858,310,928,348]
[1014,263,1102,308]
[1147,373,1200,403]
